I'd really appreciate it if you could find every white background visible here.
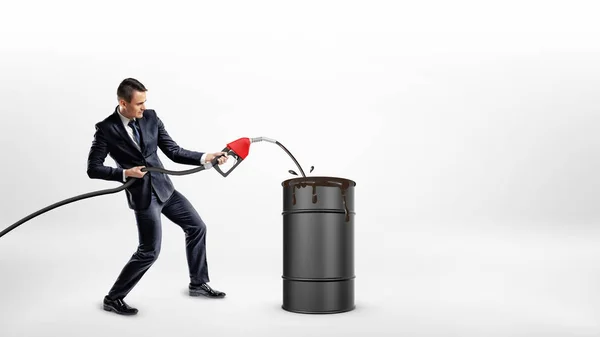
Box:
[1,1,600,336]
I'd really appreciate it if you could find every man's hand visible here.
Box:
[205,152,228,165]
[125,166,147,178]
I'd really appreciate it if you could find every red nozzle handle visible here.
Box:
[226,137,251,159]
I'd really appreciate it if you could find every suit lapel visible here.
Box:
[110,108,142,153]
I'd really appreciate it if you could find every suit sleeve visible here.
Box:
[87,123,125,182]
[156,114,205,165]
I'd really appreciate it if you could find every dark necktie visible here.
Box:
[128,120,142,148]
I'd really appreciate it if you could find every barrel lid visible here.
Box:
[281,176,356,188]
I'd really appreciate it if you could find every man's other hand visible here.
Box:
[125,166,147,178]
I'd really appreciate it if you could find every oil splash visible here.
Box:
[282,177,355,222]
[289,166,314,176]
[274,140,315,177]
[275,141,307,177]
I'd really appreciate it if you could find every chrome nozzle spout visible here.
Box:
[250,137,277,144]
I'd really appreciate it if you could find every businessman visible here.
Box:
[87,78,228,316]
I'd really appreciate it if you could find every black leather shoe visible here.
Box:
[189,283,226,298]
[103,295,138,315]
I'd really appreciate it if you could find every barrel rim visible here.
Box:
[281,176,356,187]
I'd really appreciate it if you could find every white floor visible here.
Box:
[1,215,599,337]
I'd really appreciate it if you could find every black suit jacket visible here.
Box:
[87,107,204,210]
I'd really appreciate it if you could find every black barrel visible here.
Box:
[281,176,356,314]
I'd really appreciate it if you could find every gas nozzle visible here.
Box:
[213,137,253,177]
[213,137,272,177]
[213,136,306,178]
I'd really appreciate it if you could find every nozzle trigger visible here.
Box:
[213,147,244,177]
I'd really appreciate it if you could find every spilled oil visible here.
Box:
[282,177,355,222]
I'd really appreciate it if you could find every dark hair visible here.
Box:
[117,78,147,103]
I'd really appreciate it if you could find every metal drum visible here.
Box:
[281,176,356,314]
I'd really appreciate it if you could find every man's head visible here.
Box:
[117,78,147,119]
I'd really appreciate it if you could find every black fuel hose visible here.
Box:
[0,158,221,239]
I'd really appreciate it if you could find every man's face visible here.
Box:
[120,90,147,119]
